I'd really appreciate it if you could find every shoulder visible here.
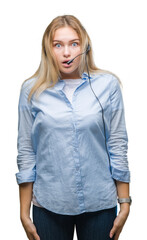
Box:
[21,77,37,92]
[19,77,37,97]
[93,71,119,81]
[18,77,37,106]
[92,71,121,89]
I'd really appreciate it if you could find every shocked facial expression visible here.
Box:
[52,26,81,79]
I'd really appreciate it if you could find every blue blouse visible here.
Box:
[15,72,131,215]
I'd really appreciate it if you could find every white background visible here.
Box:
[0,0,146,239]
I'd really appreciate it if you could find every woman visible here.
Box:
[15,15,131,240]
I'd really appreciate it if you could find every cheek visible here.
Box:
[51,51,60,67]
[52,48,59,59]
[75,54,81,64]
[53,50,57,59]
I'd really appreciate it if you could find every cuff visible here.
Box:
[15,168,36,185]
[111,166,131,183]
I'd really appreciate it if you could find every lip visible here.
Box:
[62,61,73,68]
[62,59,71,63]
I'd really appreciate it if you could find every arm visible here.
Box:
[15,81,36,185]
[19,182,33,220]
[109,180,130,239]
[19,183,40,240]
[15,81,40,240]
[115,180,130,213]
[107,76,130,183]
[107,76,131,239]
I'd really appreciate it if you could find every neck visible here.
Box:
[60,70,81,80]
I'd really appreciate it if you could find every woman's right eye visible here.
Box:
[55,43,61,48]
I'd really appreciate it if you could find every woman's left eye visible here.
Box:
[72,42,78,46]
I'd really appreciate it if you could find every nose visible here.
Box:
[63,46,71,57]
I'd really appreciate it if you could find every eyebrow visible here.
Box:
[53,39,80,42]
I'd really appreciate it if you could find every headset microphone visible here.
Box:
[66,45,91,65]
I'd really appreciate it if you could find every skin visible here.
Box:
[52,26,82,79]
[19,182,40,240]
[20,26,130,240]
[110,181,130,239]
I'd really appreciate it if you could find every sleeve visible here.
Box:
[15,81,36,185]
[107,75,131,183]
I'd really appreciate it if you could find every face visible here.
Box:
[52,26,81,79]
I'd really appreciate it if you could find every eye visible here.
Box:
[55,43,61,48]
[72,42,78,47]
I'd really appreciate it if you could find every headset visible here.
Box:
[67,45,112,175]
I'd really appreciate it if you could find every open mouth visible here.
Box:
[62,60,70,64]
[62,60,72,67]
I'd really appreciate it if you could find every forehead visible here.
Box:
[53,26,80,42]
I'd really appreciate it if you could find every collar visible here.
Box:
[58,72,92,81]
[54,72,93,91]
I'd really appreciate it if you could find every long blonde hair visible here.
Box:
[23,15,121,102]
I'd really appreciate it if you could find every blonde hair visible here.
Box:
[22,15,121,102]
